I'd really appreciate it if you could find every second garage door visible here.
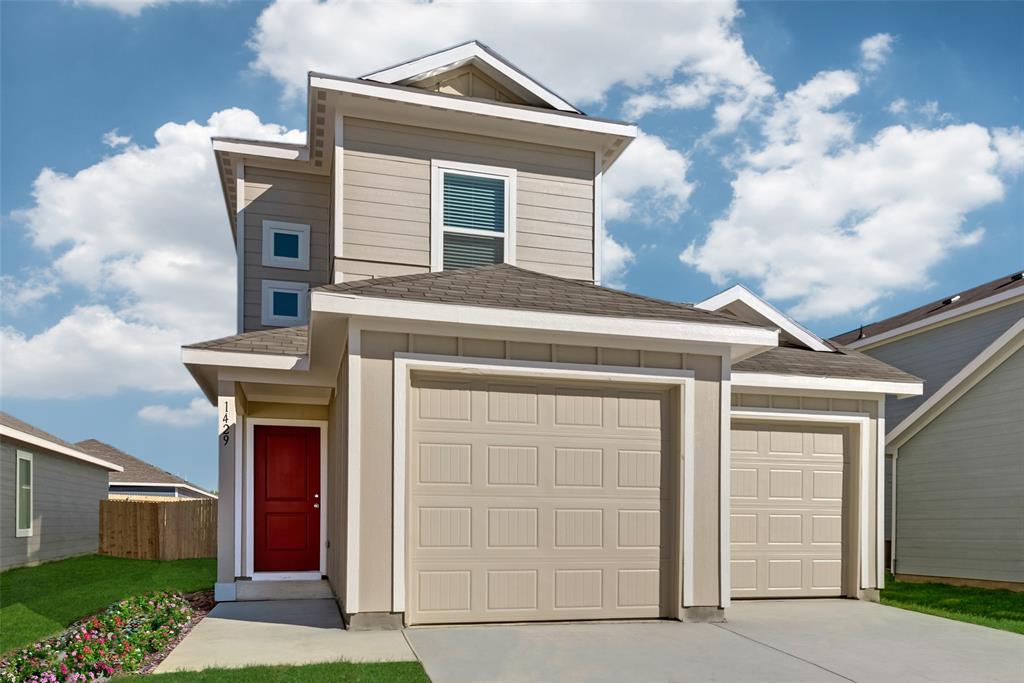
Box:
[730,422,847,598]
[406,373,674,625]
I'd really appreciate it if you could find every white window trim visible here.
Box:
[430,159,517,272]
[262,220,311,271]
[260,279,309,327]
[16,450,33,537]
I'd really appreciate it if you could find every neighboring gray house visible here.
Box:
[834,272,1024,589]
[0,413,122,571]
[76,439,217,501]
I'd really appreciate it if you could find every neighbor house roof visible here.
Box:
[315,264,761,329]
[76,439,216,499]
[833,271,1024,348]
[0,413,123,472]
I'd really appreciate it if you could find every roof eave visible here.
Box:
[0,426,124,472]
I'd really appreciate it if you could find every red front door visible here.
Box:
[254,425,320,573]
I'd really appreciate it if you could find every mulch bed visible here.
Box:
[138,590,216,675]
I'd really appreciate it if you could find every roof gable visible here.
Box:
[361,41,581,113]
[696,284,832,352]
[0,412,122,472]
[76,439,215,497]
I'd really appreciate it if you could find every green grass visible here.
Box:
[881,573,1024,635]
[148,661,429,682]
[0,554,215,654]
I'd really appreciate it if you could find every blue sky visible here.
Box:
[2,1,1021,490]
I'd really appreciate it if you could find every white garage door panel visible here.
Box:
[731,423,846,598]
[407,375,673,625]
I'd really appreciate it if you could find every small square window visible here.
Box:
[272,290,299,317]
[273,232,300,259]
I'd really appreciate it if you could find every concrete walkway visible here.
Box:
[155,599,416,673]
[407,600,1024,683]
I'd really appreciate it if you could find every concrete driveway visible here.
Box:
[405,599,1024,683]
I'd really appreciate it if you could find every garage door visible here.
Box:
[730,422,846,598]
[406,374,674,625]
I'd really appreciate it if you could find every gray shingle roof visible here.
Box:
[316,264,761,328]
[734,343,922,383]
[75,439,214,495]
[184,325,308,356]
[0,412,85,452]
[833,271,1024,345]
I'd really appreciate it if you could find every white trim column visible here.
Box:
[876,398,886,589]
[216,380,242,602]
[345,321,362,614]
[235,162,245,333]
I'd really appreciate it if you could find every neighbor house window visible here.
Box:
[260,280,309,327]
[262,221,310,270]
[430,160,516,271]
[16,451,32,537]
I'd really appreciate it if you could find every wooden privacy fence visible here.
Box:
[99,499,217,560]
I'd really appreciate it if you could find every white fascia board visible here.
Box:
[0,426,124,472]
[211,139,308,162]
[846,287,1024,350]
[115,481,218,499]
[697,284,831,353]
[310,75,636,139]
[362,41,579,113]
[181,347,309,371]
[732,371,923,397]
[887,318,1024,449]
[311,291,778,348]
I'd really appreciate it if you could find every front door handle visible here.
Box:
[313,503,320,509]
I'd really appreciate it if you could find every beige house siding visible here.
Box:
[340,118,595,282]
[732,392,882,590]
[355,328,724,614]
[242,167,332,331]
[327,357,347,602]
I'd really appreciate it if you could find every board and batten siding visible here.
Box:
[339,118,595,282]
[1,439,109,570]
[352,330,724,614]
[242,167,332,332]
[866,300,1024,430]
[894,347,1024,583]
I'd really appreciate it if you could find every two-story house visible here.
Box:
[183,42,920,628]
[834,273,1024,589]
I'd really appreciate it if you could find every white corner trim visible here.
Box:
[731,372,922,397]
[113,481,217,499]
[696,284,831,353]
[889,447,898,575]
[235,162,245,334]
[718,357,731,608]
[312,292,779,349]
[260,280,310,327]
[391,353,696,615]
[310,74,637,140]
[886,318,1024,449]
[731,407,874,592]
[361,41,580,113]
[262,220,311,271]
[213,139,308,161]
[876,398,885,590]
[182,348,309,371]
[333,112,345,261]
[15,450,32,537]
[846,287,1024,350]
[244,418,328,578]
[0,426,123,472]
[593,151,603,286]
[345,321,362,614]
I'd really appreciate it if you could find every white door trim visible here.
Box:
[392,352,696,617]
[730,407,873,592]
[245,417,328,579]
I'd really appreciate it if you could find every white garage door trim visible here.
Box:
[393,352,696,617]
[731,408,872,591]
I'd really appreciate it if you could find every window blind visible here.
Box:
[443,232,504,270]
[443,172,505,232]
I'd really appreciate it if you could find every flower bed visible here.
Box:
[1,592,193,682]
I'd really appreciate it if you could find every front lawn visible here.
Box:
[881,573,1024,635]
[152,661,430,682]
[0,554,214,653]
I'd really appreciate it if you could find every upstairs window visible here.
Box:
[431,160,516,271]
[16,451,32,537]
[262,221,310,270]
[261,280,309,327]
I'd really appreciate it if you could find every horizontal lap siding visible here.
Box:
[1,441,109,570]
[895,348,1024,582]
[243,168,331,331]
[342,118,595,282]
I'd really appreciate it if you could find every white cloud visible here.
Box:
[604,132,694,224]
[993,126,1024,174]
[682,66,1017,320]
[860,33,895,72]
[72,0,208,17]
[138,396,216,426]
[601,233,635,290]
[102,128,132,148]
[250,0,772,128]
[887,98,908,115]
[3,108,304,398]
[1,273,59,314]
